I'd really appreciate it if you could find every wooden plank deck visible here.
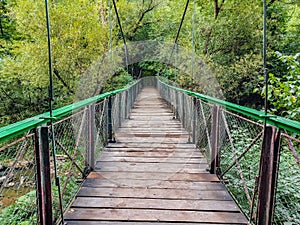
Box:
[64,87,248,224]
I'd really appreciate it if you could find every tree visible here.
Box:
[0,0,109,125]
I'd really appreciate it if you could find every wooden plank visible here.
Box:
[97,156,205,163]
[117,130,188,134]
[87,171,220,182]
[99,151,204,158]
[77,187,231,200]
[72,197,241,212]
[104,147,199,151]
[94,161,208,172]
[65,222,242,225]
[115,133,189,138]
[115,137,190,144]
[82,179,225,190]
[95,160,206,167]
[120,124,184,128]
[106,143,197,148]
[64,208,248,224]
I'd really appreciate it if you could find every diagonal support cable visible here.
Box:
[111,0,129,72]
[263,0,268,120]
[169,0,190,62]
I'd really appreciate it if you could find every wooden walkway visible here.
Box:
[64,87,248,224]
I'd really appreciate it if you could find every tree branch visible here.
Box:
[129,1,159,40]
[53,68,75,94]
[214,0,225,19]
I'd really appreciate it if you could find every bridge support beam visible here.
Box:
[87,105,95,170]
[181,93,185,128]
[210,106,220,174]
[108,96,115,143]
[256,126,281,225]
[192,97,197,143]
[35,126,53,225]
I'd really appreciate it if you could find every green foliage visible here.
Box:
[0,190,37,225]
[0,0,299,127]
[274,142,300,224]
[0,0,20,57]
[0,0,109,126]
[216,54,263,106]
[102,69,134,92]
[259,52,300,120]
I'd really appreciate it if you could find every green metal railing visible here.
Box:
[158,78,300,225]
[0,79,143,224]
[0,76,299,224]
[0,80,140,143]
[158,80,300,135]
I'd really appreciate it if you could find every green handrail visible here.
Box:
[1,78,299,144]
[0,81,139,143]
[159,80,300,135]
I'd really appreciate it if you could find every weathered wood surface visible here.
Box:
[64,87,248,224]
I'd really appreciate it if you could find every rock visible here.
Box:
[7,182,15,187]
[0,176,6,184]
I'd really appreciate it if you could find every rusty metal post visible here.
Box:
[256,126,281,225]
[174,90,179,119]
[118,93,122,127]
[181,93,185,128]
[34,128,43,225]
[192,97,197,143]
[35,126,53,225]
[124,91,129,119]
[87,105,95,169]
[108,96,115,142]
[210,106,220,174]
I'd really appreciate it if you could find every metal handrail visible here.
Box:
[158,79,300,135]
[0,80,140,143]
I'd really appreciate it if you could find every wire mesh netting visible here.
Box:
[51,79,144,223]
[51,109,88,222]
[157,78,300,224]
[219,109,264,221]
[0,77,299,224]
[273,133,300,224]
[194,100,213,159]
[0,133,38,224]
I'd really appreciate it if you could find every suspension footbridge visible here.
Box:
[0,77,299,225]
[64,86,248,224]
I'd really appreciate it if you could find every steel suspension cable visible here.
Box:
[108,0,114,88]
[191,0,196,78]
[108,0,113,62]
[169,0,190,61]
[44,1,65,224]
[111,0,129,72]
[263,0,268,120]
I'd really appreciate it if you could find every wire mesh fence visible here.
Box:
[0,77,299,224]
[0,133,38,224]
[0,78,144,224]
[157,78,300,224]
[219,109,263,222]
[273,133,300,224]
[51,109,89,223]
